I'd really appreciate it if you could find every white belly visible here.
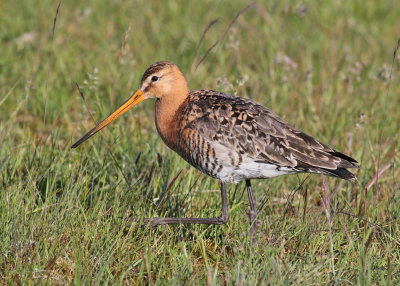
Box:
[216,161,297,183]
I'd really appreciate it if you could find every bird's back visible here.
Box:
[171,89,358,183]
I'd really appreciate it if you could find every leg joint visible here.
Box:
[217,213,229,224]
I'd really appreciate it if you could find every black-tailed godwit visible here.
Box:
[72,61,359,227]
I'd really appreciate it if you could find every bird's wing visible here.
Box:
[181,90,358,173]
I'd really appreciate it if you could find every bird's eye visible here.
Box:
[151,76,159,82]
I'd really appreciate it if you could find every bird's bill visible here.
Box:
[71,89,146,148]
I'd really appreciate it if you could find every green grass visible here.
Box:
[1,0,399,284]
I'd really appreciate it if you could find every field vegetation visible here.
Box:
[1,0,399,284]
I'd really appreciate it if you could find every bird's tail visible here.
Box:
[318,167,357,181]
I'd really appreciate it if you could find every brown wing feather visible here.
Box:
[180,90,359,176]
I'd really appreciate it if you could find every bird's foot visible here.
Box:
[125,216,159,230]
[129,216,229,228]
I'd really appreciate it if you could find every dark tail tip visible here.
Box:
[323,167,357,181]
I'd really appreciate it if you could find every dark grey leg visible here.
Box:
[143,181,229,226]
[246,180,258,230]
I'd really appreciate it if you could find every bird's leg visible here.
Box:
[142,182,229,227]
[246,179,258,231]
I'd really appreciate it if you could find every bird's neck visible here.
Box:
[154,83,189,151]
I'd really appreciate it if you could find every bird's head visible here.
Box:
[71,61,188,148]
[139,61,187,98]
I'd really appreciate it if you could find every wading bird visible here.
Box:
[72,61,359,228]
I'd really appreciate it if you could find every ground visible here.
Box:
[1,0,399,284]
